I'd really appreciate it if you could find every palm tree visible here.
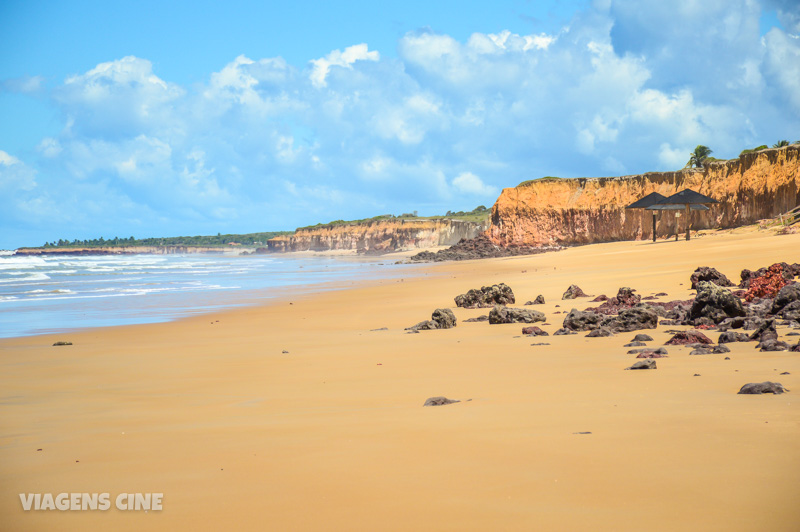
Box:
[686,145,713,168]
[773,140,789,148]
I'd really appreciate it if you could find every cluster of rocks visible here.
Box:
[454,283,515,308]
[409,234,561,262]
[561,305,658,335]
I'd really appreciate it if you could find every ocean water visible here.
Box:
[0,252,419,338]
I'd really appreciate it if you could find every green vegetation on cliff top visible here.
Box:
[30,206,491,249]
[295,205,491,231]
[34,231,292,250]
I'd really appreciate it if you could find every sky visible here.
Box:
[1,0,799,249]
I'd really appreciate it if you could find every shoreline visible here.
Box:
[1,227,798,531]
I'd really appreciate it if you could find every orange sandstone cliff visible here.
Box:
[266,219,484,253]
[489,145,800,246]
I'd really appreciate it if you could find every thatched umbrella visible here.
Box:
[654,189,718,241]
[626,192,667,242]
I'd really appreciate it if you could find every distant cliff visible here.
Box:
[489,145,800,246]
[265,219,484,253]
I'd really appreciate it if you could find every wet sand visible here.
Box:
[1,227,799,531]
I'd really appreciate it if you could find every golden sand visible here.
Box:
[1,227,799,531]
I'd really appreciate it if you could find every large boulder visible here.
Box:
[600,307,658,333]
[737,382,789,395]
[562,308,603,331]
[690,267,734,289]
[489,305,546,324]
[771,283,800,315]
[562,285,587,299]
[454,283,515,309]
[690,281,746,324]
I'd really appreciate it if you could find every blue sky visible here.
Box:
[1,0,798,249]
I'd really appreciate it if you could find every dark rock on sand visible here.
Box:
[737,382,789,395]
[718,331,752,343]
[410,234,560,262]
[636,351,668,358]
[629,347,668,356]
[757,339,790,352]
[689,345,730,355]
[601,307,658,333]
[586,327,614,337]
[455,283,515,308]
[778,300,800,321]
[423,396,460,406]
[624,341,647,347]
[717,316,746,330]
[530,342,551,346]
[525,295,545,305]
[562,309,603,331]
[562,285,587,300]
[407,308,458,331]
[586,287,640,315]
[665,331,713,345]
[690,281,746,324]
[464,315,489,322]
[632,333,654,342]
[489,305,546,324]
[690,267,734,289]
[626,360,657,370]
[749,319,778,343]
[771,283,800,314]
[52,341,72,346]
[553,328,577,335]
[522,326,549,336]
[591,294,608,302]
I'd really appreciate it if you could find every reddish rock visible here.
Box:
[664,331,713,345]
[522,326,548,336]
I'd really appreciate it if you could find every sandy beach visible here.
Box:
[1,227,799,531]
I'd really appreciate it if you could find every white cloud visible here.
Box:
[0,150,37,191]
[4,1,798,247]
[452,172,498,196]
[309,44,379,88]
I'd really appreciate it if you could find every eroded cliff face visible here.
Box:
[490,145,800,246]
[266,219,484,253]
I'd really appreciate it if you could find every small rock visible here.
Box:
[718,331,752,343]
[628,347,668,355]
[52,341,72,346]
[455,283,515,308]
[586,327,614,337]
[573,431,592,435]
[690,345,730,355]
[780,371,790,375]
[553,328,577,335]
[655,292,668,297]
[635,351,668,358]
[624,341,647,347]
[737,382,789,395]
[370,327,388,331]
[693,373,701,377]
[562,284,587,299]
[522,326,549,336]
[281,350,289,354]
[632,334,654,342]
[724,356,730,360]
[665,331,713,345]
[758,339,790,352]
[626,360,657,370]
[525,295,545,305]
[464,315,489,322]
[530,342,551,346]
[423,396,461,406]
